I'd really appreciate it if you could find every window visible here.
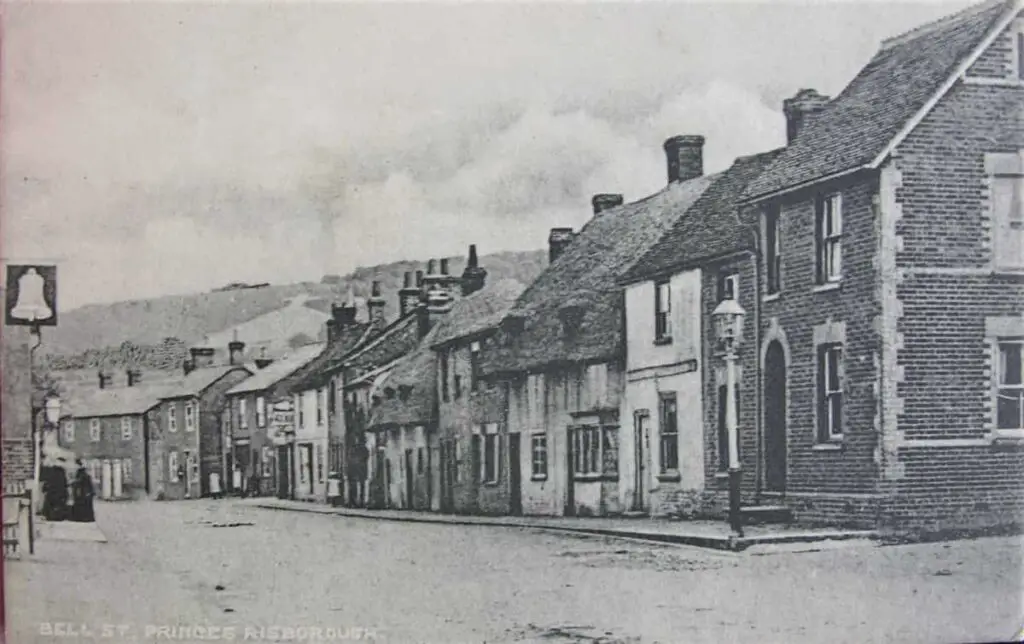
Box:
[237,398,247,429]
[262,446,273,477]
[299,446,310,486]
[122,458,132,483]
[417,447,425,475]
[168,451,179,482]
[453,437,461,484]
[88,419,101,442]
[765,205,782,295]
[440,353,450,402]
[992,173,1023,270]
[61,420,75,444]
[328,380,337,416]
[185,401,196,432]
[256,396,267,428]
[530,434,548,479]
[816,193,843,284]
[654,279,671,342]
[717,384,741,471]
[121,417,133,441]
[454,375,463,400]
[1017,26,1024,82]
[316,388,326,425]
[570,425,618,477]
[659,393,678,473]
[470,341,482,391]
[717,273,739,302]
[818,344,844,441]
[480,424,499,484]
[168,406,177,433]
[297,394,305,428]
[997,340,1024,432]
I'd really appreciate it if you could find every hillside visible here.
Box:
[39,249,547,371]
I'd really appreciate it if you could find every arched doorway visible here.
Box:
[763,341,787,493]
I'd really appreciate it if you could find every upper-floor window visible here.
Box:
[237,398,248,429]
[658,393,678,473]
[185,401,196,432]
[256,396,267,428]
[479,423,500,484]
[765,205,782,295]
[992,171,1023,271]
[328,380,337,416]
[316,388,326,425]
[297,394,305,428]
[168,450,179,483]
[61,419,75,443]
[1016,24,1024,81]
[440,353,450,403]
[89,418,101,442]
[168,406,177,433]
[997,339,1024,433]
[816,193,843,284]
[817,343,844,441]
[717,273,739,303]
[530,433,548,480]
[470,341,482,392]
[654,279,671,343]
[121,417,133,441]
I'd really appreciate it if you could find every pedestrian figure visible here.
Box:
[232,467,243,497]
[248,471,260,498]
[209,472,223,499]
[41,465,69,521]
[70,461,95,523]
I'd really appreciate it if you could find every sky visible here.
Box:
[1,0,972,310]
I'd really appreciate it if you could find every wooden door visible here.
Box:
[764,341,788,493]
[508,433,522,516]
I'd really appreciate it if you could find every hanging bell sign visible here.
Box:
[5,264,58,327]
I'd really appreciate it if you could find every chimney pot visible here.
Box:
[783,89,830,144]
[548,227,576,264]
[663,135,705,184]
[228,339,245,366]
[440,258,450,276]
[399,271,421,317]
[460,243,488,297]
[427,259,438,275]
[415,270,424,287]
[467,244,479,268]
[592,193,624,215]
[368,279,386,330]
[403,271,413,288]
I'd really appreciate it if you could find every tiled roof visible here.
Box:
[65,382,177,418]
[287,322,373,392]
[340,311,425,389]
[225,343,326,396]
[620,149,785,284]
[159,365,251,400]
[480,174,714,375]
[744,0,1015,199]
[429,280,525,349]
[366,330,440,429]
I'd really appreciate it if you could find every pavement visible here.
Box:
[5,498,1023,644]
[245,497,878,553]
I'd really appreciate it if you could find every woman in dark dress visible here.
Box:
[70,464,95,523]
[41,465,69,521]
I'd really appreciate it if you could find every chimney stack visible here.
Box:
[368,280,387,330]
[548,227,577,264]
[783,89,830,144]
[254,347,274,370]
[461,244,488,297]
[663,135,705,184]
[399,271,420,317]
[189,347,216,370]
[228,330,245,366]
[591,194,624,215]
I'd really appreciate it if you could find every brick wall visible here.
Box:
[58,414,146,492]
[878,57,1024,532]
[753,175,886,525]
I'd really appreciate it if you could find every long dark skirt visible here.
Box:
[70,496,95,522]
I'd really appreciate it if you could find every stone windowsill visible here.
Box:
[657,471,681,483]
[812,281,842,294]
[574,474,619,483]
[811,441,844,452]
[531,474,548,482]
[762,292,781,303]
[653,336,673,346]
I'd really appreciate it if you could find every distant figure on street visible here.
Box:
[209,472,223,499]
[41,465,69,521]
[233,467,243,496]
[248,471,260,498]
[70,461,95,523]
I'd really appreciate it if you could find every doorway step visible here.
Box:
[740,504,793,525]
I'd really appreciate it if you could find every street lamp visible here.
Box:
[283,429,297,501]
[712,297,745,537]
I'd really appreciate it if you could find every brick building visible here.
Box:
[148,348,251,500]
[431,276,524,516]
[223,342,325,497]
[733,0,1024,531]
[59,373,172,499]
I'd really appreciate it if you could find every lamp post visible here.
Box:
[283,429,297,501]
[712,297,746,538]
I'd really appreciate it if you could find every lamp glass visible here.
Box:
[712,299,746,349]
[43,395,61,424]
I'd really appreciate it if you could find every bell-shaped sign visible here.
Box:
[5,264,57,327]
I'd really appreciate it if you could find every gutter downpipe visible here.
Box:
[749,224,764,503]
